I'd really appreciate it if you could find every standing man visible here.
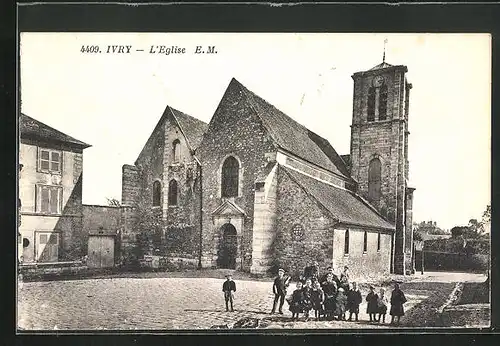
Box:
[320,266,341,287]
[222,273,236,312]
[303,260,320,284]
[271,268,290,314]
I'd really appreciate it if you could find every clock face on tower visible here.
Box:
[373,75,385,87]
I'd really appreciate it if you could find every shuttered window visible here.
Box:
[37,185,62,214]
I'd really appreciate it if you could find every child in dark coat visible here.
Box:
[377,288,389,323]
[311,280,325,321]
[321,274,338,320]
[347,282,362,322]
[390,283,407,326]
[366,285,379,322]
[334,287,347,320]
[301,279,314,321]
[288,281,305,321]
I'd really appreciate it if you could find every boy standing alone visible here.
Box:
[271,268,290,314]
[222,274,236,312]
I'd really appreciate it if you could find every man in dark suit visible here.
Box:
[320,266,341,287]
[271,268,290,314]
[303,261,320,283]
[222,274,236,312]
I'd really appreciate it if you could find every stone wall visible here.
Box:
[163,116,201,259]
[272,167,335,278]
[196,79,277,270]
[332,227,392,279]
[120,112,202,263]
[121,164,139,207]
[273,166,392,279]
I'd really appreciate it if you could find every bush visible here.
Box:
[415,251,489,272]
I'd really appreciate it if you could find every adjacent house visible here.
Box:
[19,113,91,263]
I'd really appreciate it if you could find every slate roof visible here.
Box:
[233,79,352,180]
[283,167,394,230]
[20,113,91,148]
[169,106,208,150]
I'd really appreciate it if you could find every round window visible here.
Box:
[23,238,30,248]
[291,224,304,240]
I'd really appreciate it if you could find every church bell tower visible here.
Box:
[349,57,415,275]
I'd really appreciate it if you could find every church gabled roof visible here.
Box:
[20,113,91,149]
[283,167,394,230]
[134,105,207,165]
[169,106,208,150]
[231,79,352,180]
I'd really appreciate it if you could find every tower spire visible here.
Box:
[383,38,388,63]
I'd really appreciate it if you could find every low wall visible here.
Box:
[19,261,88,281]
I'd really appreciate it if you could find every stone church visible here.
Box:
[120,60,415,277]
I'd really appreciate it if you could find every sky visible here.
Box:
[20,33,491,230]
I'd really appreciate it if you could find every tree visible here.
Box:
[451,226,469,238]
[106,197,121,207]
[468,218,485,237]
[413,231,423,241]
[482,205,491,223]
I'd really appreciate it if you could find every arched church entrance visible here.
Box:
[218,223,238,269]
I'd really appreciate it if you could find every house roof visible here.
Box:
[283,167,394,230]
[169,106,208,150]
[20,113,91,148]
[232,79,351,180]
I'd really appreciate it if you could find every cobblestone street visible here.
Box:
[17,272,487,330]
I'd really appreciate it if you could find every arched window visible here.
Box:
[172,139,181,163]
[363,231,368,253]
[377,232,381,252]
[221,156,239,198]
[368,158,382,205]
[152,181,161,207]
[168,179,178,206]
[367,87,376,122]
[378,85,388,120]
[344,230,350,255]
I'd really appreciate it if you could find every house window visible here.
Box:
[36,185,62,214]
[344,229,350,255]
[377,232,381,252]
[367,87,376,122]
[378,85,388,120]
[152,181,161,207]
[368,158,382,205]
[38,148,62,173]
[363,231,368,253]
[221,156,239,198]
[168,179,178,206]
[172,139,181,163]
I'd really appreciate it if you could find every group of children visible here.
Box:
[286,264,407,324]
[222,263,407,325]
